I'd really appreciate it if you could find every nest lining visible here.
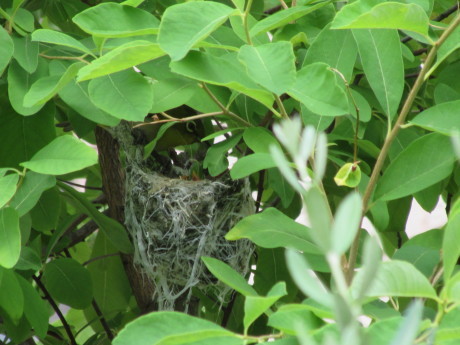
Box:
[112,123,255,311]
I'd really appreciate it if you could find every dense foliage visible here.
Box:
[1,0,460,344]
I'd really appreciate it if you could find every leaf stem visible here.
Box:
[39,53,90,64]
[346,13,460,284]
[243,0,254,45]
[274,95,289,119]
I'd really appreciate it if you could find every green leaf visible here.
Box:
[202,256,257,297]
[355,236,382,299]
[20,135,97,175]
[158,1,235,61]
[203,133,243,176]
[226,208,320,254]
[427,26,460,78]
[243,127,280,153]
[268,304,318,335]
[0,267,24,323]
[332,1,430,39]
[238,42,296,95]
[0,173,19,208]
[0,208,21,269]
[31,29,94,56]
[43,258,93,309]
[304,186,332,252]
[73,3,160,37]
[351,260,438,301]
[9,172,56,217]
[0,26,14,75]
[334,162,361,188]
[7,59,47,116]
[23,62,84,107]
[410,100,460,135]
[303,23,357,82]
[16,274,48,338]
[352,29,404,118]
[250,3,329,37]
[244,282,287,332]
[113,311,242,345]
[87,232,131,317]
[58,181,134,254]
[77,41,165,81]
[331,192,362,255]
[58,78,120,126]
[88,69,153,121]
[388,301,423,345]
[171,51,274,108]
[150,78,198,113]
[30,187,61,232]
[12,35,38,73]
[230,153,276,179]
[285,249,332,308]
[443,211,460,282]
[288,62,349,116]
[14,246,41,271]
[374,133,455,201]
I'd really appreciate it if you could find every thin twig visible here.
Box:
[255,170,266,212]
[346,13,460,283]
[58,179,103,191]
[83,253,120,266]
[91,300,114,340]
[33,276,77,345]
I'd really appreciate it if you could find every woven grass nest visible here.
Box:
[112,122,255,311]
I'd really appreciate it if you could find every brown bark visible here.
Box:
[94,126,155,313]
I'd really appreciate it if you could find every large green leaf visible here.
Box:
[244,282,287,332]
[250,3,329,37]
[374,133,455,201]
[287,62,349,116]
[58,78,120,126]
[332,0,430,38]
[17,274,48,338]
[9,172,56,217]
[0,173,19,208]
[226,208,319,254]
[0,26,14,75]
[77,41,165,81]
[238,42,296,95]
[23,62,84,107]
[202,256,257,297]
[230,153,276,179]
[73,2,160,37]
[151,78,198,113]
[158,1,235,61]
[427,26,460,78]
[351,260,438,300]
[113,312,242,345]
[7,60,48,116]
[303,23,357,82]
[443,210,460,282]
[268,304,318,335]
[20,135,98,175]
[0,208,21,269]
[410,100,460,135]
[171,51,274,108]
[88,69,153,121]
[58,181,134,254]
[30,187,61,232]
[0,267,24,323]
[243,127,280,153]
[353,29,404,119]
[31,29,94,56]
[42,258,93,309]
[12,35,38,73]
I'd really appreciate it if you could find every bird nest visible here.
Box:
[112,122,255,311]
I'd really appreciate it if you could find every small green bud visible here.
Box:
[334,162,361,188]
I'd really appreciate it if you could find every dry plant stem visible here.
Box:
[346,14,460,284]
[33,275,77,345]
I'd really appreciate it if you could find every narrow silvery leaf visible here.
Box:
[270,145,305,195]
[354,236,381,300]
[331,192,362,255]
[314,132,327,182]
[305,186,332,251]
[388,300,423,345]
[286,249,333,308]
